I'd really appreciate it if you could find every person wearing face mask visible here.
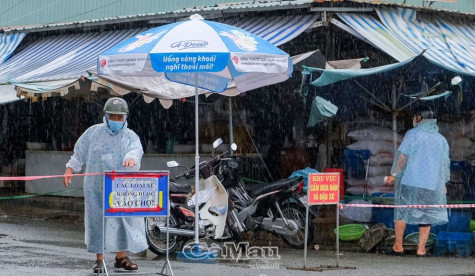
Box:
[63,97,147,273]
[384,106,449,257]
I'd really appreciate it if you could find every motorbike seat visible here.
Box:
[170,182,192,194]
[250,178,300,198]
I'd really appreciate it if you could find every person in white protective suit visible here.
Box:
[385,106,449,257]
[63,97,147,273]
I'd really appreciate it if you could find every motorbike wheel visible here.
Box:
[145,213,180,255]
[280,203,314,249]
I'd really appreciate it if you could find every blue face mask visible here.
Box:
[108,120,124,132]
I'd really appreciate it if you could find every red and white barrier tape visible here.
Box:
[1,174,474,210]
[340,203,475,209]
[0,173,103,181]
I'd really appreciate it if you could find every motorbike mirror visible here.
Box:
[213,138,223,149]
[231,143,237,151]
[167,161,180,168]
[451,76,462,87]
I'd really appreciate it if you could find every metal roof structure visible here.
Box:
[0,0,244,27]
[0,0,314,31]
[350,0,475,15]
[1,0,473,33]
[353,0,475,13]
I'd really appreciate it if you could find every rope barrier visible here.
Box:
[1,173,475,209]
[0,172,102,181]
[340,203,475,209]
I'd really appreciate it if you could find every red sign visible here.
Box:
[308,173,340,205]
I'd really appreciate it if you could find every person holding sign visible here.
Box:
[63,97,147,273]
[385,106,449,257]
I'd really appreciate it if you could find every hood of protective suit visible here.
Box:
[414,119,438,133]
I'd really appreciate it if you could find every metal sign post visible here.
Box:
[304,204,310,268]
[304,172,340,269]
[102,171,172,276]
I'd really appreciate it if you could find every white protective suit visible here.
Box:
[392,119,450,226]
[66,118,148,253]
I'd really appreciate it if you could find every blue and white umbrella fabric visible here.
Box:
[98,14,292,94]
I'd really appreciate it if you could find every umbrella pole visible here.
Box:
[228,97,234,156]
[194,72,200,248]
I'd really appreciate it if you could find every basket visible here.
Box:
[470,220,475,232]
[404,232,436,247]
[334,224,366,241]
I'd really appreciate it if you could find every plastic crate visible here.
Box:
[434,232,474,258]
[450,160,467,171]
[446,210,472,232]
[341,149,370,179]
[373,209,471,235]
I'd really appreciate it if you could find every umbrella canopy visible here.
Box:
[98,14,292,93]
[97,14,293,248]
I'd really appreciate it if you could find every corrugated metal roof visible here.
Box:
[2,0,472,33]
[1,0,314,32]
[350,0,475,15]
[0,0,314,29]
[0,0,240,27]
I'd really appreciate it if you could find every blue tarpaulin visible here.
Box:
[289,167,320,192]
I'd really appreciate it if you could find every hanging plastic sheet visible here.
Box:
[307,96,338,127]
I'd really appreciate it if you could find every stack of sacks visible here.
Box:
[349,116,405,133]
[345,127,403,196]
[438,114,475,164]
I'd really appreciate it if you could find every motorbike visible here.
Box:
[146,139,314,255]
[145,139,230,255]
[219,154,314,249]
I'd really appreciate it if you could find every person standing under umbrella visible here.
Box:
[385,106,450,257]
[63,97,147,273]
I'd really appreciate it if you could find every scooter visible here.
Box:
[145,139,230,255]
[220,153,314,249]
[146,139,313,255]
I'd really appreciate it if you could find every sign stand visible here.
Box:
[99,171,173,276]
[293,172,355,272]
[159,210,173,276]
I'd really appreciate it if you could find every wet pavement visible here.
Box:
[1,212,475,276]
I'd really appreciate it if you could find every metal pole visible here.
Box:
[194,73,200,248]
[166,176,174,275]
[304,205,309,268]
[392,83,397,153]
[336,203,339,267]
[166,191,170,274]
[102,182,108,275]
[228,97,234,156]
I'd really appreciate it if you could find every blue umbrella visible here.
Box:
[98,14,293,253]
